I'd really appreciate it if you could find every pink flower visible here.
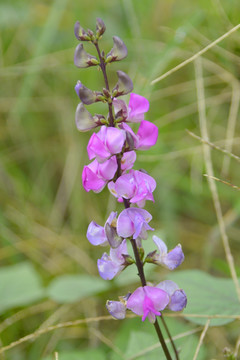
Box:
[120,120,158,151]
[127,286,169,323]
[87,126,126,163]
[108,169,156,208]
[113,93,149,123]
[97,240,129,280]
[82,157,117,193]
[117,208,153,240]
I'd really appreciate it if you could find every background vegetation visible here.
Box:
[1,0,240,359]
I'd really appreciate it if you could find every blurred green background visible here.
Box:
[1,0,240,359]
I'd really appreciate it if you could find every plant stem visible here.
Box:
[94,42,115,127]
[95,43,177,359]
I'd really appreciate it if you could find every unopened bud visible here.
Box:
[75,81,101,105]
[112,71,133,97]
[96,18,106,38]
[105,222,122,248]
[122,254,135,266]
[145,250,157,264]
[74,21,90,41]
[75,103,98,132]
[125,131,135,150]
[74,44,99,68]
[106,36,128,63]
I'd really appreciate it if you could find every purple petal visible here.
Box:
[117,208,153,239]
[126,287,145,316]
[106,300,126,319]
[97,253,120,280]
[169,289,187,311]
[136,120,158,150]
[98,156,118,180]
[128,94,149,123]
[157,280,187,311]
[152,236,168,255]
[82,164,106,193]
[121,151,136,171]
[164,245,184,270]
[87,133,110,162]
[144,286,170,312]
[105,128,126,154]
[86,221,107,246]
[109,239,128,265]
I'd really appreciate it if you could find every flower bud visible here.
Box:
[74,21,90,41]
[74,44,99,68]
[96,18,106,38]
[106,36,128,63]
[75,103,98,132]
[105,222,122,248]
[75,81,101,105]
[112,71,133,97]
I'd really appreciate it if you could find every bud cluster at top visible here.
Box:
[73,18,187,324]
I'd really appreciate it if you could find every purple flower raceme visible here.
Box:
[97,239,132,280]
[87,126,126,163]
[117,207,154,240]
[108,169,156,208]
[149,236,184,270]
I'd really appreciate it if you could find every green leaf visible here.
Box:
[168,270,240,326]
[43,349,105,360]
[47,274,110,303]
[0,262,45,313]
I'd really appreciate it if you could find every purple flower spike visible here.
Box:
[87,126,126,163]
[152,236,184,270]
[157,280,187,312]
[117,208,153,240]
[128,93,149,123]
[106,300,126,320]
[97,240,129,280]
[108,170,156,208]
[127,286,169,323]
[82,157,117,193]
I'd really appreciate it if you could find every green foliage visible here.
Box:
[47,274,110,303]
[0,262,45,313]
[168,270,240,326]
[43,349,106,360]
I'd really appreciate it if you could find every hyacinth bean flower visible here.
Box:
[108,169,156,208]
[82,157,117,192]
[114,93,149,123]
[151,236,184,270]
[86,211,118,246]
[120,120,158,151]
[97,240,130,280]
[127,286,170,323]
[87,126,126,163]
[157,280,187,311]
[117,208,153,240]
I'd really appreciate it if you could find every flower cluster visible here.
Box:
[74,19,187,326]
